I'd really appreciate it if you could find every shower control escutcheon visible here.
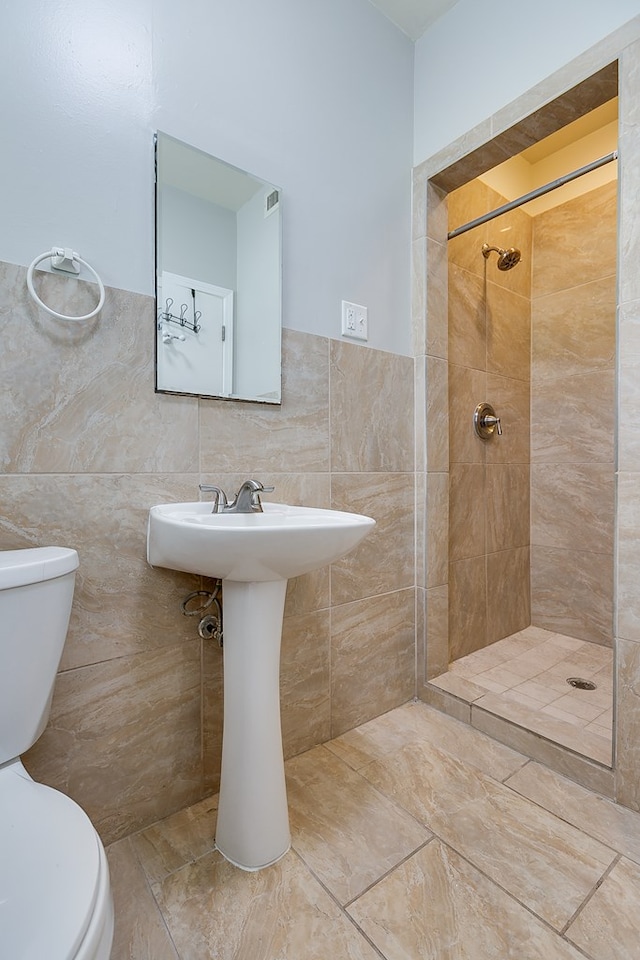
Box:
[474,402,502,440]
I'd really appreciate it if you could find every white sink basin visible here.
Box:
[146,497,375,872]
[147,501,375,582]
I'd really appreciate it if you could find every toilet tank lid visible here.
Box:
[0,546,79,590]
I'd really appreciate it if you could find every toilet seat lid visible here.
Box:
[0,765,101,960]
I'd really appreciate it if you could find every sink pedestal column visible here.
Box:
[214,578,291,870]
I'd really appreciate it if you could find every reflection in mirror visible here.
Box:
[155,133,282,403]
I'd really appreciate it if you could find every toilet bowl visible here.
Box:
[0,547,114,960]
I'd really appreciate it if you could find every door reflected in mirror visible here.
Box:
[155,133,282,403]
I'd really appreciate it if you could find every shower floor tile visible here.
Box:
[431,627,613,764]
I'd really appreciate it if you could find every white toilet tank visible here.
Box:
[0,546,79,764]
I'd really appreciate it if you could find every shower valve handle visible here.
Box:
[474,402,502,439]
[482,414,502,436]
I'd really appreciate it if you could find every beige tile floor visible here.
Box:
[106,700,640,960]
[430,626,613,764]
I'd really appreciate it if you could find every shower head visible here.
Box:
[482,242,521,271]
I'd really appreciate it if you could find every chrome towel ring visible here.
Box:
[26,247,105,321]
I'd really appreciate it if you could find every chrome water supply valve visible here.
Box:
[198,614,222,644]
[182,586,223,646]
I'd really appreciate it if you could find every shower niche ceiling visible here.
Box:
[442,98,617,764]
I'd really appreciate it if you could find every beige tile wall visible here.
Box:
[530,181,616,645]
[414,180,450,684]
[0,261,415,843]
[447,180,532,661]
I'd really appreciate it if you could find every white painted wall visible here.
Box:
[414,0,640,165]
[1,0,414,355]
[1,0,153,295]
[153,0,415,354]
[236,191,281,399]
[160,187,237,289]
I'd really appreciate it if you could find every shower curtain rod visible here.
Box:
[447,150,618,240]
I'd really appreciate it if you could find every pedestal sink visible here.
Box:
[147,500,375,870]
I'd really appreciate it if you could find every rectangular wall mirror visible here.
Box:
[155,132,282,403]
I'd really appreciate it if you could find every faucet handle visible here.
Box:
[253,484,275,509]
[250,481,275,504]
[199,484,228,513]
[482,414,502,436]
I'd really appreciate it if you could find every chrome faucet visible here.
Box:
[226,479,274,513]
[199,479,274,514]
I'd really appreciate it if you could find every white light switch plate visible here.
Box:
[341,300,368,340]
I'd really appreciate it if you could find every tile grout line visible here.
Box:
[559,853,622,938]
[124,835,183,960]
[341,836,436,910]
[430,836,606,956]
[312,741,436,836]
[500,769,622,863]
[499,754,532,783]
[122,795,220,887]
[287,848,388,960]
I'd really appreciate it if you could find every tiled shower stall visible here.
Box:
[415,29,640,805]
[446,175,616,663]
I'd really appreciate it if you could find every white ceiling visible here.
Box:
[367,0,462,40]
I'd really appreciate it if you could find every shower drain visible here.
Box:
[566,677,597,691]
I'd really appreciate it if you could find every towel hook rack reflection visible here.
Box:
[157,295,201,334]
[26,247,105,321]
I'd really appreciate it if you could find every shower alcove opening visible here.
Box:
[415,59,624,798]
